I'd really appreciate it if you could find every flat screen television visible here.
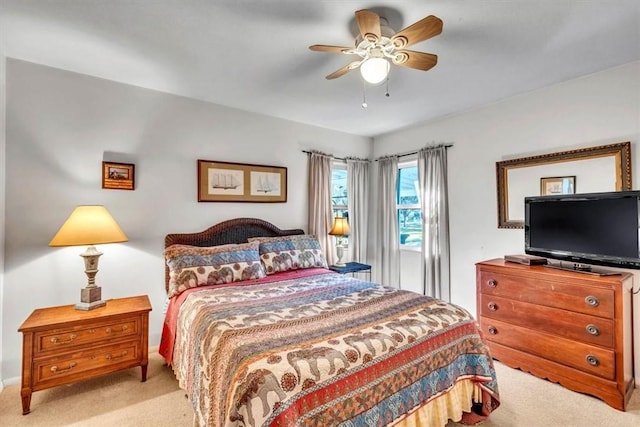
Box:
[524,190,640,272]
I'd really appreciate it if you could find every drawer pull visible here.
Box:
[487,279,497,288]
[105,325,129,334]
[50,361,77,374]
[487,302,498,311]
[585,354,600,367]
[50,334,77,345]
[488,326,498,335]
[106,350,128,361]
[585,324,600,336]
[584,296,600,307]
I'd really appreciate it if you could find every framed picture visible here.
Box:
[540,176,576,196]
[102,162,135,190]
[198,160,287,202]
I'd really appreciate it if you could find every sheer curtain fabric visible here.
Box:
[417,146,451,301]
[307,152,336,263]
[376,156,400,287]
[347,158,369,263]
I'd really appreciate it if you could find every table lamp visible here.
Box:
[49,205,128,310]
[329,216,350,266]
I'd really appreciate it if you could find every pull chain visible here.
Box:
[361,76,390,107]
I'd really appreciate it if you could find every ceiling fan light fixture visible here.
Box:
[360,57,390,85]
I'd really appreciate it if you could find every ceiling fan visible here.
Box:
[309,9,443,84]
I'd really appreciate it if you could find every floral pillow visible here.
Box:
[165,241,265,298]
[249,235,328,275]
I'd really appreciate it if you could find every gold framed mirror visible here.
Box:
[496,142,632,229]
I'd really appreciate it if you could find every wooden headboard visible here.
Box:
[164,217,305,293]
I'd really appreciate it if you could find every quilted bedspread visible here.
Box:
[161,269,499,426]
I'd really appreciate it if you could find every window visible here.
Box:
[331,164,349,245]
[397,162,422,248]
[331,164,348,219]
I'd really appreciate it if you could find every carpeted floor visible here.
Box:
[0,349,192,427]
[0,349,638,426]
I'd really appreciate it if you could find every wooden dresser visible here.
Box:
[18,295,152,414]
[476,258,634,410]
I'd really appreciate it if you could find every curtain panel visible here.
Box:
[346,158,369,264]
[376,156,400,287]
[307,152,336,264]
[417,146,451,301]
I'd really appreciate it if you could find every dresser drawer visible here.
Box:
[34,341,141,385]
[35,317,139,354]
[479,317,615,380]
[478,270,614,318]
[479,294,614,347]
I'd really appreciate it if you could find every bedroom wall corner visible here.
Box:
[0,53,6,391]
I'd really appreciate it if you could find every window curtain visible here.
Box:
[376,156,400,287]
[307,151,336,264]
[417,146,451,300]
[346,158,369,263]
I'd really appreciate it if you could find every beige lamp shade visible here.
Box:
[329,217,350,237]
[49,205,128,247]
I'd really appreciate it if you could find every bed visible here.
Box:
[159,217,500,426]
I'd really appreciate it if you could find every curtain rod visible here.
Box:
[302,150,345,161]
[301,150,370,162]
[375,143,453,161]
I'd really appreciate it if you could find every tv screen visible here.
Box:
[524,191,640,270]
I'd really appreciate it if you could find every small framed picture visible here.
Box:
[540,176,575,196]
[102,162,135,190]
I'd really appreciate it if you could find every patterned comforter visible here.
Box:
[159,268,499,426]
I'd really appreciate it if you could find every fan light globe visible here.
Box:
[360,58,390,85]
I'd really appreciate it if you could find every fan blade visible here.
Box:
[393,50,438,71]
[309,44,355,54]
[355,9,381,42]
[391,15,443,49]
[326,61,362,79]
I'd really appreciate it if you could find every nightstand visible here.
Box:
[329,262,372,281]
[18,295,152,415]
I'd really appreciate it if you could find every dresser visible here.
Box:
[476,259,634,410]
[18,295,152,414]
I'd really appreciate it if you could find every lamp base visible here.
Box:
[335,245,346,267]
[75,300,106,310]
[75,286,106,311]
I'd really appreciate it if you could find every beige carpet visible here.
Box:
[1,349,638,426]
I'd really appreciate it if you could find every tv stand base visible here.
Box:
[544,261,621,276]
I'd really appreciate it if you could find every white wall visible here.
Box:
[373,60,640,381]
[1,59,372,383]
[0,54,6,391]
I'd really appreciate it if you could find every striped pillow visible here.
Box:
[165,241,265,298]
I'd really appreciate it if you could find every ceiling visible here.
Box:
[1,1,639,138]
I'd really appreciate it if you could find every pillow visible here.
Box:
[249,235,328,275]
[165,241,265,298]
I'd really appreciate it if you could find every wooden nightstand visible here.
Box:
[18,295,152,415]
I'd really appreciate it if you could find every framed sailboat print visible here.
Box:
[197,160,287,202]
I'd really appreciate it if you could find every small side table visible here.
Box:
[329,262,372,281]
